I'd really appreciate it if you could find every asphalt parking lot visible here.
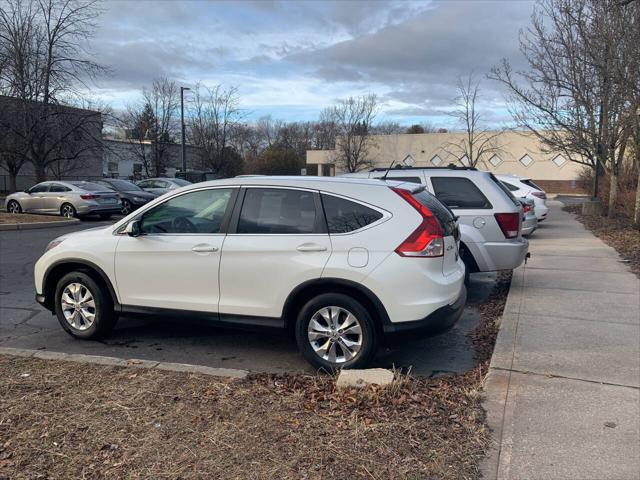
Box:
[0,219,497,375]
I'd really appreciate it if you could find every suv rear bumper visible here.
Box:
[382,284,467,338]
[470,237,529,271]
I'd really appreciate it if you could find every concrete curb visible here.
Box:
[0,346,248,379]
[0,218,80,231]
[480,265,525,480]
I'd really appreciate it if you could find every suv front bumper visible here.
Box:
[383,284,467,338]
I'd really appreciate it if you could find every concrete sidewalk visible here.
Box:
[482,201,640,480]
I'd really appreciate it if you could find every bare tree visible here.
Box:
[442,73,503,168]
[0,0,107,185]
[490,0,639,215]
[372,121,404,135]
[188,83,244,176]
[323,93,378,173]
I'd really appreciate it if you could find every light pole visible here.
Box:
[180,86,190,177]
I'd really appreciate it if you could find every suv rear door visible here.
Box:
[218,187,331,320]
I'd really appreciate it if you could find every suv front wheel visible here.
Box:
[295,293,377,371]
[54,271,117,339]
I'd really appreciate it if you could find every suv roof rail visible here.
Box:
[370,164,478,172]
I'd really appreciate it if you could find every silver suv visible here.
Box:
[342,166,529,274]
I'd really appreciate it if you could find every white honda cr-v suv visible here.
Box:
[34,176,466,370]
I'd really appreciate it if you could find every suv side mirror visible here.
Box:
[125,220,141,237]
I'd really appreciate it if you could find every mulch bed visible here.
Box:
[0,276,512,479]
[0,212,73,224]
[563,205,640,277]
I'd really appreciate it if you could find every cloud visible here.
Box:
[83,0,535,126]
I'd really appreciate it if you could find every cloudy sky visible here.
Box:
[91,0,536,128]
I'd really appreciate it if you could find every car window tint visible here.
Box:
[321,194,383,233]
[141,188,233,234]
[29,184,50,193]
[238,188,317,234]
[154,180,169,189]
[49,184,70,193]
[138,180,150,188]
[430,177,492,209]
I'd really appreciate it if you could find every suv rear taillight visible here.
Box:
[80,194,98,200]
[494,212,520,239]
[392,187,444,257]
[531,191,546,200]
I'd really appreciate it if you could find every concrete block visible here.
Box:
[0,346,36,357]
[66,353,128,367]
[336,368,394,388]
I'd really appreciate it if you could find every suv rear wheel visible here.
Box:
[295,293,377,371]
[54,271,117,339]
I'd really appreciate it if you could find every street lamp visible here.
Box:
[180,86,191,176]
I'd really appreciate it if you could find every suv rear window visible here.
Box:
[412,190,457,237]
[489,174,521,207]
[501,181,520,192]
[430,177,492,209]
[321,194,383,233]
[522,179,543,191]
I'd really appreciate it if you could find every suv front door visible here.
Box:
[115,187,236,313]
[218,187,332,320]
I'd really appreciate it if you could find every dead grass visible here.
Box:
[0,212,72,224]
[564,205,640,277]
[0,276,513,480]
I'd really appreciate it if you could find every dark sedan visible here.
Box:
[93,178,157,215]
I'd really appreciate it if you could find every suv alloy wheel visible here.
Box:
[54,271,117,339]
[295,293,377,371]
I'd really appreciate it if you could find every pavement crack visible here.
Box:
[490,366,640,390]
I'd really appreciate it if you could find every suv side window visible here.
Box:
[137,180,151,188]
[321,194,383,233]
[29,184,50,193]
[141,188,233,234]
[49,183,70,193]
[238,188,317,234]
[430,177,492,209]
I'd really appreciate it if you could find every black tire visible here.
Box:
[54,271,117,339]
[121,199,132,216]
[295,293,378,372]
[60,203,77,218]
[6,200,22,214]
[99,213,112,220]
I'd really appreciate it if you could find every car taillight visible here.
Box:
[531,191,546,200]
[522,204,531,214]
[80,194,98,200]
[494,212,520,239]
[391,187,444,257]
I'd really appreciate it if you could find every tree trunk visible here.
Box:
[34,163,46,183]
[634,162,640,228]
[9,172,17,193]
[608,170,618,217]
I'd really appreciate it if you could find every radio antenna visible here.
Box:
[380,158,396,181]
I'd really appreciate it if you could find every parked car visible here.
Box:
[519,197,538,237]
[5,181,121,219]
[136,177,191,196]
[93,178,157,215]
[341,166,529,275]
[34,176,466,370]
[496,174,549,221]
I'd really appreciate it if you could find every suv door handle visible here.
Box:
[192,244,218,253]
[296,243,327,252]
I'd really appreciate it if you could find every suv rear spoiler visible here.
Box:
[380,179,425,194]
